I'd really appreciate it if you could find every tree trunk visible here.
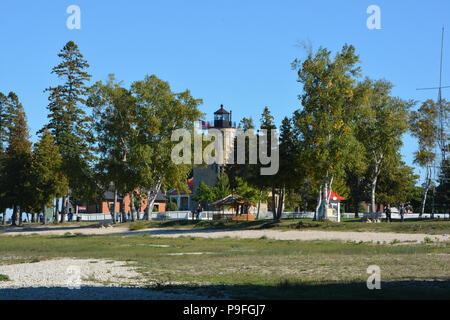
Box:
[137,195,142,220]
[121,201,127,223]
[61,194,69,223]
[314,185,322,221]
[322,174,329,220]
[420,182,430,217]
[130,192,136,222]
[271,185,278,221]
[419,166,432,218]
[43,203,47,225]
[112,189,118,224]
[353,198,359,219]
[2,210,6,225]
[145,190,152,220]
[146,181,162,221]
[370,176,377,214]
[370,154,382,215]
[256,189,262,220]
[11,205,17,226]
[54,198,60,223]
[277,186,285,221]
[17,206,22,226]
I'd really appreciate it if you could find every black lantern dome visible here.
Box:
[214,104,232,128]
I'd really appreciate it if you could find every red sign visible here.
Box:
[78,206,87,211]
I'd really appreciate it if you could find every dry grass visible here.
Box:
[0,234,449,299]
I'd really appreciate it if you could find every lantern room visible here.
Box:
[214,104,233,128]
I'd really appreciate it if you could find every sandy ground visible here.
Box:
[1,224,449,243]
[0,258,207,300]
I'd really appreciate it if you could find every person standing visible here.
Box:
[384,205,392,223]
[400,204,405,222]
[195,204,202,221]
[68,208,73,222]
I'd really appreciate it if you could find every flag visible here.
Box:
[198,119,213,130]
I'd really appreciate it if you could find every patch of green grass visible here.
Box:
[0,274,10,281]
[128,221,148,231]
[0,234,448,299]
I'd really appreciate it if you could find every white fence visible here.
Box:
[69,211,449,222]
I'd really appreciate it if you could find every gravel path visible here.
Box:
[131,228,449,243]
[1,225,449,243]
[0,258,207,300]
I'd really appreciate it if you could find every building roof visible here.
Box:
[211,194,256,208]
[103,188,167,202]
[214,104,229,114]
[103,190,124,201]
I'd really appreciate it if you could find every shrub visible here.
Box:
[0,274,10,282]
[423,237,433,244]
[166,202,178,212]
[129,221,147,231]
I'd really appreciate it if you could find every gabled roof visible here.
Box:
[103,187,166,202]
[211,194,256,207]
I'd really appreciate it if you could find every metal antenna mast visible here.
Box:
[416,27,449,217]
[417,27,449,181]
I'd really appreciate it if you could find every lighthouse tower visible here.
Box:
[213,104,236,165]
[193,105,236,204]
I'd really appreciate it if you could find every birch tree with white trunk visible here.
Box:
[356,79,411,214]
[293,45,364,220]
[409,99,440,217]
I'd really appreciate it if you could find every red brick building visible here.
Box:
[76,189,166,214]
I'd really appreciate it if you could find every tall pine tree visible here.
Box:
[3,99,33,225]
[44,41,94,223]
[31,129,68,224]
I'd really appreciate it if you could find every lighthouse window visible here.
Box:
[215,114,229,121]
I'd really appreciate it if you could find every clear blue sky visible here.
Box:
[1,0,449,184]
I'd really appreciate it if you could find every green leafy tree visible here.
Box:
[376,158,419,207]
[212,174,231,201]
[293,44,363,220]
[435,158,449,213]
[131,75,203,220]
[235,177,259,214]
[192,182,214,209]
[409,99,441,216]
[88,75,138,223]
[355,78,411,213]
